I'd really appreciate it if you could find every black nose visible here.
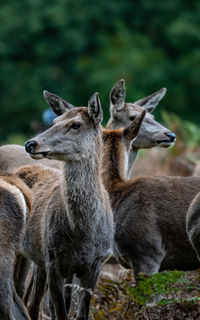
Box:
[165,132,176,142]
[25,140,37,153]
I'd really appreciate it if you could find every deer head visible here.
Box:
[107,79,175,149]
[25,92,103,161]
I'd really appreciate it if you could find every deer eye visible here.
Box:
[129,115,136,121]
[71,122,81,130]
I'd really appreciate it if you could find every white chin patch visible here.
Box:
[30,153,44,159]
[158,141,174,148]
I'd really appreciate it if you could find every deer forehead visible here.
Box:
[127,103,154,119]
[53,107,92,126]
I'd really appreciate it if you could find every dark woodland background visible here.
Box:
[0,0,200,144]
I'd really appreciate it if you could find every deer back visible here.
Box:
[102,117,200,273]
[0,173,31,320]
[0,144,60,173]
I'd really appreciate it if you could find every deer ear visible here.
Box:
[134,88,167,113]
[88,93,103,126]
[123,110,146,142]
[110,79,126,111]
[43,91,75,116]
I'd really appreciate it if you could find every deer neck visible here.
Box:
[103,136,128,195]
[126,147,139,179]
[61,149,104,231]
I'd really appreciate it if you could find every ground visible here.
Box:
[38,264,200,320]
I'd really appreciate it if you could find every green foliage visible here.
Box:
[0,0,200,142]
[129,271,186,305]
[162,111,200,156]
[5,133,28,146]
[98,271,187,307]
[91,270,200,319]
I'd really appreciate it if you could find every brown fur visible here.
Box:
[0,144,60,172]
[186,192,200,262]
[103,117,200,280]
[132,151,196,178]
[0,174,31,320]
[14,93,113,320]
[106,79,175,178]
[0,81,171,179]
[0,174,32,213]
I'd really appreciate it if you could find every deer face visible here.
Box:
[126,103,175,149]
[106,79,176,149]
[25,93,103,161]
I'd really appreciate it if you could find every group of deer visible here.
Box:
[0,79,200,320]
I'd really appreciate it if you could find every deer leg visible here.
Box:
[14,255,31,298]
[64,272,74,315]
[26,264,46,320]
[47,273,73,320]
[0,293,14,320]
[23,270,34,306]
[49,295,56,320]
[13,287,31,320]
[47,263,67,320]
[76,263,100,320]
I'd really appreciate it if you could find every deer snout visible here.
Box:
[25,140,37,154]
[164,132,176,142]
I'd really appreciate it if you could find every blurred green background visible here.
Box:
[0,0,200,144]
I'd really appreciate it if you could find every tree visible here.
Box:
[0,0,200,142]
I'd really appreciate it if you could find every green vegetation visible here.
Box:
[0,0,200,143]
[162,112,200,151]
[91,270,200,319]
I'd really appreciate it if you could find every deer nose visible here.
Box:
[165,132,176,142]
[25,140,37,153]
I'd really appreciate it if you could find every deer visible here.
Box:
[106,79,176,178]
[0,80,174,179]
[0,173,32,320]
[0,146,60,299]
[0,144,60,172]
[2,81,175,303]
[186,192,200,262]
[14,92,114,320]
[102,113,200,281]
